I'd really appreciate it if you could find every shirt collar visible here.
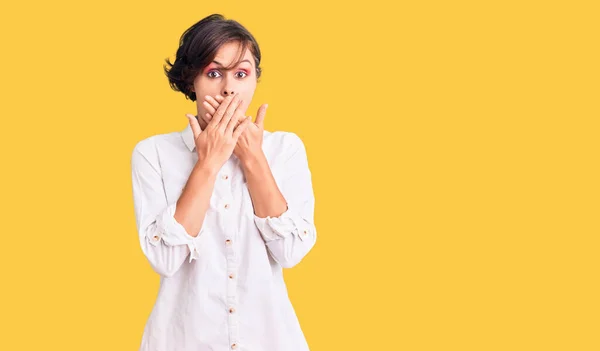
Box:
[181,124,195,152]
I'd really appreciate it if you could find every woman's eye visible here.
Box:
[207,70,247,78]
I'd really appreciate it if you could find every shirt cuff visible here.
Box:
[148,202,207,262]
[253,205,312,243]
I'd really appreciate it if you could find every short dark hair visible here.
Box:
[163,14,263,101]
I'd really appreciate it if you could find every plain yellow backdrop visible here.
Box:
[1,1,598,350]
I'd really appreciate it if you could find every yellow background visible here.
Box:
[1,1,598,350]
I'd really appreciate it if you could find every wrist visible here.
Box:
[241,151,267,171]
[194,158,220,177]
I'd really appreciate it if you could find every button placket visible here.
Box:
[225,239,240,347]
[213,159,245,349]
[221,173,240,350]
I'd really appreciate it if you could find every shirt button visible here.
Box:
[229,307,236,313]
[224,203,229,209]
[152,235,160,241]
[229,273,235,279]
[225,239,232,245]
[222,174,229,180]
[303,230,308,236]
[231,344,237,350]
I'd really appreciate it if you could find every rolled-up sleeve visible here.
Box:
[253,133,317,268]
[131,140,208,277]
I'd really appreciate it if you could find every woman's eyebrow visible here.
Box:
[211,59,252,68]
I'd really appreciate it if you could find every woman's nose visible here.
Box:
[222,89,235,97]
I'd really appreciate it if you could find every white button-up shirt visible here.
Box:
[130,124,317,351]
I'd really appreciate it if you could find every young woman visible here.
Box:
[131,13,317,351]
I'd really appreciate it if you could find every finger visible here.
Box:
[223,94,249,111]
[216,94,245,119]
[255,104,268,128]
[226,110,244,135]
[226,108,246,135]
[218,94,240,129]
[235,115,249,127]
[215,94,245,128]
[233,116,252,139]
[185,113,202,137]
[218,94,242,132]
[209,93,236,128]
[204,113,213,128]
[204,95,220,112]
[202,100,217,116]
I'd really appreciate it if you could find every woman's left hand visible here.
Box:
[203,94,268,164]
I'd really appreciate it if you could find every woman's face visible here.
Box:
[192,41,257,127]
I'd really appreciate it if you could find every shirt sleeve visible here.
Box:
[131,140,208,277]
[253,133,317,268]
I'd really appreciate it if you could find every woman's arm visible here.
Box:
[175,160,218,238]
[243,133,317,268]
[131,138,217,277]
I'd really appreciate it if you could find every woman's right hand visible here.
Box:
[186,93,251,170]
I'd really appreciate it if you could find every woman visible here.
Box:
[130,13,317,351]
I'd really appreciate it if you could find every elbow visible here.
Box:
[278,246,314,268]
[278,256,303,269]
[140,237,182,278]
[147,259,178,278]
[268,235,317,269]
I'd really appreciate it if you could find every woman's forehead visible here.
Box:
[213,42,254,66]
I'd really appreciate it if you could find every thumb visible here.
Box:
[255,104,268,128]
[185,114,202,137]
